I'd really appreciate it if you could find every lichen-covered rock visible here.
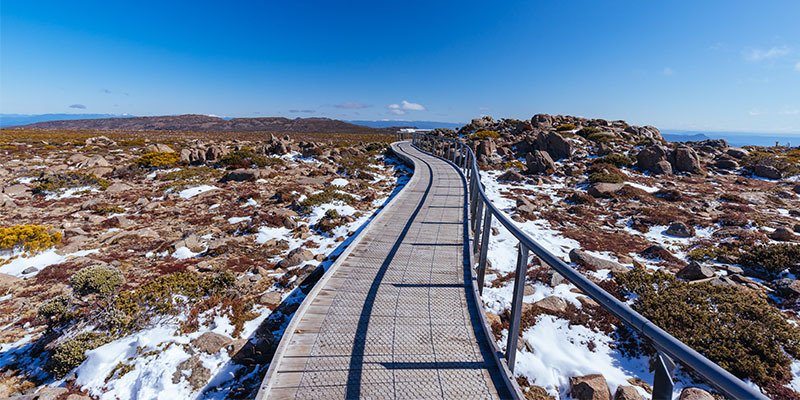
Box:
[569,374,611,400]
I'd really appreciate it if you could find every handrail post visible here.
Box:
[653,352,676,400]
[505,243,529,372]
[477,207,492,294]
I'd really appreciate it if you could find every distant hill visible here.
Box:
[661,132,711,143]
[0,113,130,128]
[662,129,799,147]
[4,114,400,134]
[347,120,463,130]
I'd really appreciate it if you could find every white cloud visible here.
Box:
[387,100,426,115]
[780,108,800,115]
[745,46,790,61]
[748,108,767,116]
[663,67,674,75]
[795,61,800,71]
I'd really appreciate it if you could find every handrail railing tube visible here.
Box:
[407,133,767,400]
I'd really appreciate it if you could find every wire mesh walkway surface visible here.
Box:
[257,141,513,399]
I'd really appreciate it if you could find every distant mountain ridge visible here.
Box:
[0,113,131,128]
[3,114,400,134]
[347,120,463,130]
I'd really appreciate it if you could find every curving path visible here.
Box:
[256,141,514,399]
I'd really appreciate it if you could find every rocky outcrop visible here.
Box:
[569,374,612,400]
[535,131,572,160]
[526,150,556,175]
[676,262,715,280]
[636,146,671,175]
[569,249,626,272]
[587,182,624,198]
[671,146,704,174]
[753,164,781,180]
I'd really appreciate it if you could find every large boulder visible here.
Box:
[753,164,781,180]
[769,227,795,242]
[678,387,715,400]
[191,332,232,354]
[613,385,644,400]
[636,146,671,175]
[531,114,553,129]
[278,247,313,268]
[726,147,749,159]
[665,222,693,238]
[536,131,572,160]
[532,296,567,314]
[569,374,612,400]
[671,146,704,174]
[526,150,556,175]
[713,158,739,170]
[145,143,175,153]
[497,170,526,182]
[220,168,261,182]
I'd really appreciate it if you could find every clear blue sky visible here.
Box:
[1,1,799,133]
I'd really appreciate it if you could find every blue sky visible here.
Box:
[1,1,799,133]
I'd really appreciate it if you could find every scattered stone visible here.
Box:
[665,222,693,238]
[105,183,133,193]
[773,279,800,297]
[278,247,313,268]
[260,291,283,308]
[726,147,749,159]
[21,267,38,275]
[498,169,526,182]
[569,249,625,272]
[191,332,232,354]
[676,261,715,281]
[524,284,535,296]
[145,143,175,153]
[569,374,611,400]
[516,196,538,216]
[36,387,69,400]
[769,227,795,242]
[533,296,567,314]
[678,387,715,400]
[753,164,781,180]
[613,385,644,400]
[172,355,210,389]
[220,168,262,182]
[587,182,624,198]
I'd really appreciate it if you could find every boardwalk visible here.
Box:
[257,141,514,399]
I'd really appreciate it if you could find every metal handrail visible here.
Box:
[404,132,767,400]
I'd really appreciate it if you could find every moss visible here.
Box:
[135,152,181,168]
[0,225,62,255]
[555,124,576,131]
[593,154,633,167]
[47,332,113,378]
[32,171,110,194]
[219,148,280,169]
[298,188,356,214]
[738,244,800,278]
[38,294,72,320]
[616,268,800,387]
[70,265,125,297]
[588,172,624,184]
[470,130,500,139]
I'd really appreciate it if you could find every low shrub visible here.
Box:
[324,209,339,219]
[616,268,800,387]
[135,152,181,168]
[70,265,125,297]
[555,124,576,131]
[47,332,113,378]
[93,206,126,215]
[338,156,377,179]
[33,171,110,194]
[586,132,617,143]
[218,148,280,169]
[160,166,224,190]
[299,188,356,214]
[687,246,739,262]
[741,151,800,177]
[593,154,633,167]
[470,130,500,139]
[577,127,601,136]
[37,294,72,320]
[0,225,62,255]
[503,160,525,170]
[738,244,800,278]
[588,172,624,184]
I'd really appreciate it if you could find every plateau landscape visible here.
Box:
[2,1,799,400]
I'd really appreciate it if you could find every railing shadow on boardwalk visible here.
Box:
[198,155,413,399]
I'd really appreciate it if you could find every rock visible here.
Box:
[105,183,132,193]
[21,267,38,275]
[636,145,670,174]
[652,160,673,175]
[260,291,283,308]
[87,166,113,177]
[85,155,111,167]
[569,249,625,272]
[191,332,232,354]
[769,227,795,242]
[587,182,624,198]
[86,135,117,146]
[726,147,749,159]
[0,193,17,208]
[672,146,703,174]
[526,150,556,175]
[531,114,553,129]
[172,354,210,389]
[679,387,715,400]
[145,143,175,153]
[713,158,739,170]
[613,385,644,400]
[793,184,800,195]
[36,387,69,400]
[665,222,693,237]
[485,312,501,327]
[569,374,612,400]
[794,224,800,234]
[220,168,260,182]
[498,169,526,182]
[524,284,535,296]
[676,261,715,281]
[65,395,91,400]
[773,279,800,297]
[536,131,572,160]
[3,184,30,197]
[278,247,313,268]
[753,164,781,180]
[544,269,565,287]
[516,196,538,216]
[532,296,567,314]
[67,154,90,164]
